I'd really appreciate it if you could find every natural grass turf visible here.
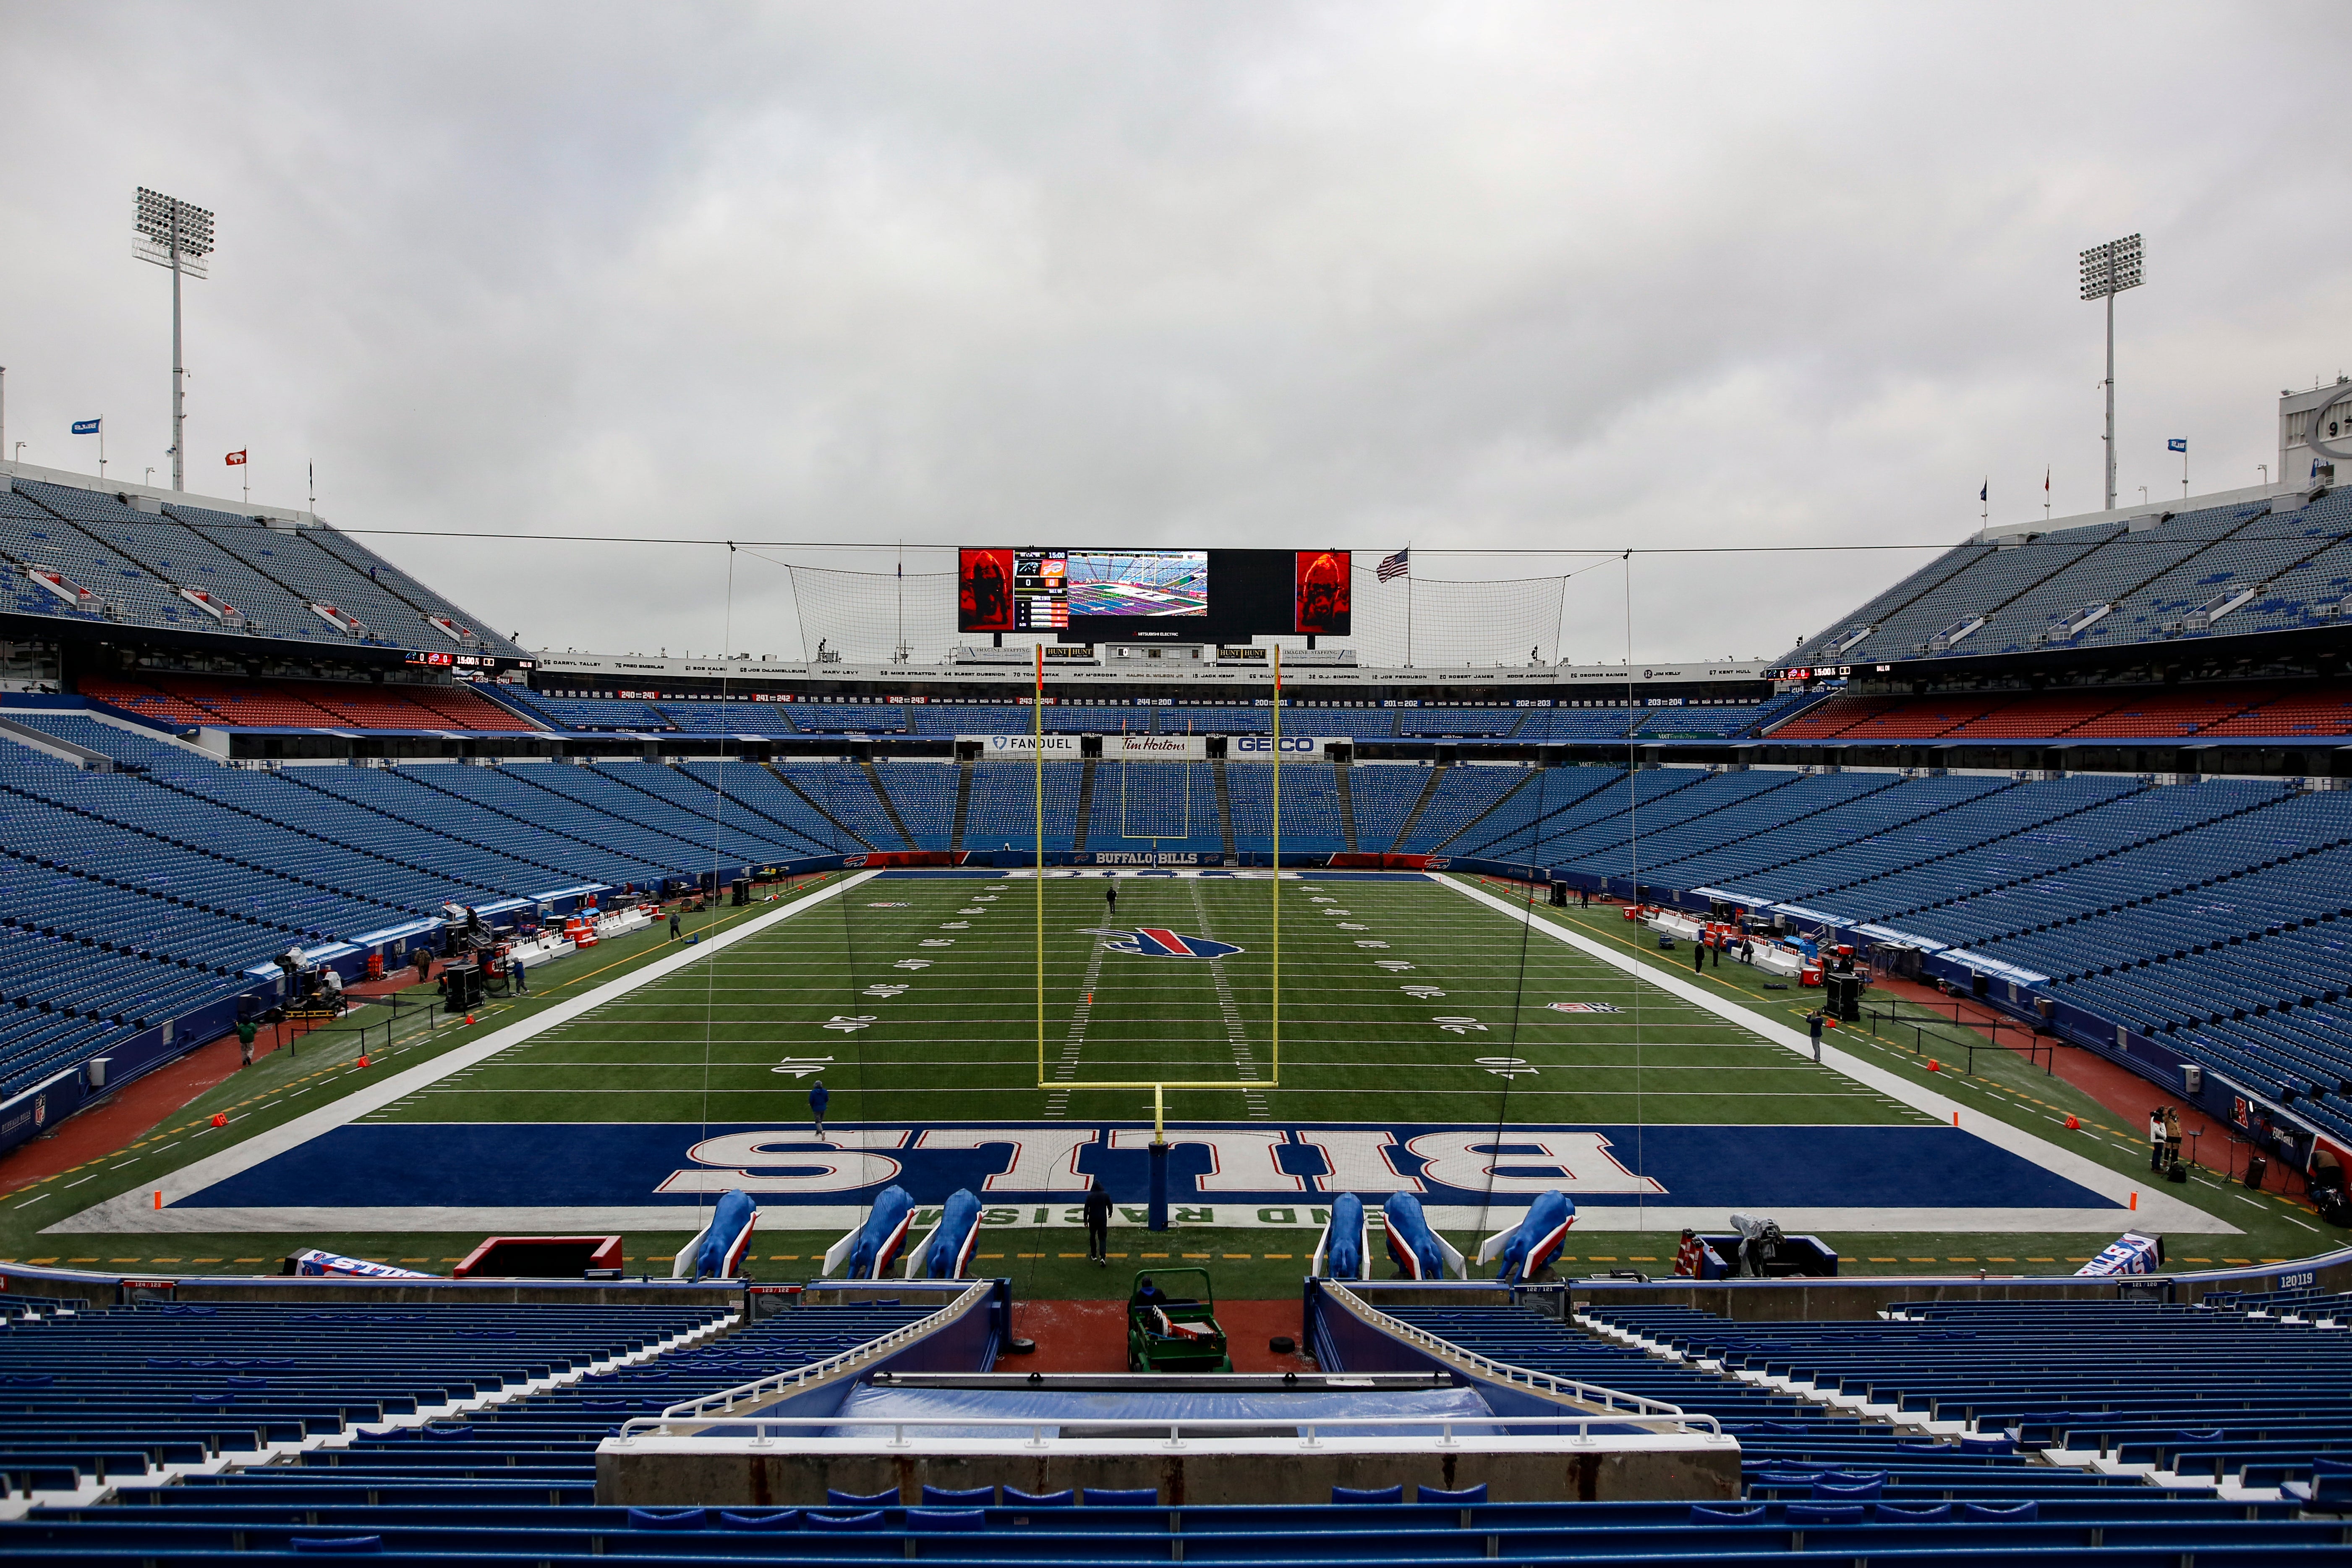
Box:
[376,874,1918,1129]
[3,870,2336,1292]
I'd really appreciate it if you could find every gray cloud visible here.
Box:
[3,1,2346,665]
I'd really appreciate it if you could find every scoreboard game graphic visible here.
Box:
[1065,550,1209,617]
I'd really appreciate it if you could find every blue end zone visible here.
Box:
[174,1120,2117,1215]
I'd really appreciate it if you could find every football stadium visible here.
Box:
[7,10,2352,1560]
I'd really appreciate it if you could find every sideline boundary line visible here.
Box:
[1438,875,2233,1236]
[48,872,881,1235]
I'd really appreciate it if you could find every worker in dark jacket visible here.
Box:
[1084,1180,1113,1266]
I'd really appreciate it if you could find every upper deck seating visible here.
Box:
[0,478,524,658]
[1790,489,2352,669]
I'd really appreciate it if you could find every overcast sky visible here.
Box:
[5,3,2348,667]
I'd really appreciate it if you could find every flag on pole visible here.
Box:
[2167,438,2187,453]
[71,418,100,435]
[225,449,248,466]
[1377,548,1410,583]
[2045,467,2051,493]
[1979,480,1988,503]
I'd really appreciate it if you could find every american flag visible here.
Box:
[1376,548,1410,583]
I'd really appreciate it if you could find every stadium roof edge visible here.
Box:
[1968,478,2304,543]
[2,457,320,528]
[529,650,1781,686]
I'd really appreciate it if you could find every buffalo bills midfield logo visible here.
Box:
[1103,927,1244,959]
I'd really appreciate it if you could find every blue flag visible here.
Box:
[71,418,100,435]
[2167,438,2187,453]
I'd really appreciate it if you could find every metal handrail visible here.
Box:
[607,1410,1729,1448]
[620,1281,990,1438]
[1321,1281,1712,1430]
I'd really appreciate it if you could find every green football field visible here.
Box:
[366,872,1918,1131]
[7,870,2326,1295]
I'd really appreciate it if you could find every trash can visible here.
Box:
[2243,1155,2269,1191]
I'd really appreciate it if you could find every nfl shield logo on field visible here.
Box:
[1104,927,1244,959]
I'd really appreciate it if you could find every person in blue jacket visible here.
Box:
[809,1079,829,1138]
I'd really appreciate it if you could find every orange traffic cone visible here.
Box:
[210,1112,227,1128]
[152,1191,162,1210]
[355,1054,370,1068]
[2065,1114,2080,1130]
[1926,1058,1940,1072]
[464,1014,475,1026]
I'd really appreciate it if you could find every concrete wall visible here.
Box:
[597,1440,1738,1508]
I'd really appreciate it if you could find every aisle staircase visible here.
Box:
[1071,757,1099,852]
[1212,758,1238,864]
[1387,764,1447,853]
[858,760,917,850]
[760,761,875,852]
[947,755,975,855]
[1333,753,1360,853]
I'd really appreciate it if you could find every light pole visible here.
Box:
[135,188,215,492]
[2080,233,2143,512]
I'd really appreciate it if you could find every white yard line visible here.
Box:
[1439,875,2236,1236]
[47,872,881,1236]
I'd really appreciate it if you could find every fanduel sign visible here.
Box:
[970,734,1083,755]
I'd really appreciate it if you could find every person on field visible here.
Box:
[1084,1179,1113,1265]
[236,1016,259,1069]
[2164,1106,2184,1173]
[1806,1009,1825,1063]
[1691,937,1704,976]
[1105,879,1119,919]
[809,1079,829,1139]
[669,909,682,941]
[510,954,528,994]
[2149,1109,2167,1172]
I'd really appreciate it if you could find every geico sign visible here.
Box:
[1229,734,1326,759]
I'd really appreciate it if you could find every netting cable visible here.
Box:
[1624,551,1644,1233]
[692,542,736,1259]
[1468,721,1551,1269]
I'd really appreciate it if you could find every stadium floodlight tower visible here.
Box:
[2079,233,2143,512]
[135,187,215,493]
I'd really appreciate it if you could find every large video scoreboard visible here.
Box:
[959,548,1349,642]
